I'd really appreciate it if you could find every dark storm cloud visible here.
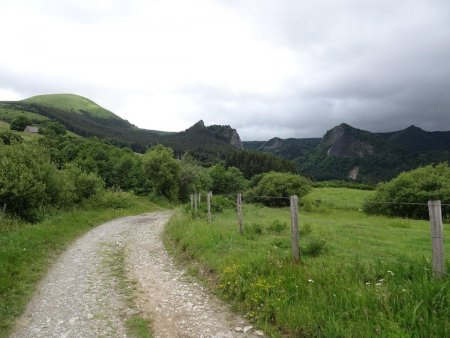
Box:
[207,0,450,140]
[1,0,449,140]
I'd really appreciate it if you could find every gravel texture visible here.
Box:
[11,212,263,338]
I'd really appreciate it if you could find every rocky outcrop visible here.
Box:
[322,123,379,158]
[184,120,243,149]
[207,124,243,149]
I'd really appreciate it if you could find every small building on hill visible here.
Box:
[24,126,39,133]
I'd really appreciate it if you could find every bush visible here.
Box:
[247,171,312,207]
[0,131,23,145]
[209,163,247,195]
[142,145,180,201]
[10,115,32,131]
[0,143,70,221]
[62,164,104,202]
[90,189,134,209]
[363,163,450,219]
[211,195,234,212]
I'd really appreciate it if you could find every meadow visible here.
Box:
[165,188,450,337]
[0,191,164,337]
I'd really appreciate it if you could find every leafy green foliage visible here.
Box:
[208,163,246,195]
[248,171,312,206]
[0,142,105,221]
[225,150,297,179]
[142,145,180,201]
[178,156,211,202]
[363,163,450,219]
[9,115,32,131]
[39,121,67,136]
[0,131,23,145]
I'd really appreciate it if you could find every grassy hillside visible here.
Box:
[0,104,49,124]
[23,94,122,120]
[165,188,449,337]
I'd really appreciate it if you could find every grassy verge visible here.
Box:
[101,244,153,338]
[164,188,449,337]
[0,191,163,337]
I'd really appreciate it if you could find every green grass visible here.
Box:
[0,192,163,337]
[0,121,9,132]
[164,188,450,337]
[23,94,121,120]
[303,187,375,210]
[0,105,49,124]
[101,244,153,338]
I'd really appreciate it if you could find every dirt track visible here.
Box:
[11,212,262,338]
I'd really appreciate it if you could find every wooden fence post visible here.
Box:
[237,193,243,234]
[194,193,198,217]
[207,191,212,224]
[0,203,6,221]
[190,194,194,210]
[428,200,445,278]
[290,195,300,263]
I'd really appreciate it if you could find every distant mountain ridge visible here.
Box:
[2,93,449,183]
[244,123,450,182]
[0,94,244,156]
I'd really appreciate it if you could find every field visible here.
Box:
[165,188,450,337]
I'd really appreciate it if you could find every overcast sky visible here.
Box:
[0,0,449,140]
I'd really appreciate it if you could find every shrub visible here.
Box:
[10,115,32,131]
[211,195,234,212]
[91,189,134,209]
[178,157,212,202]
[142,145,180,201]
[208,163,247,195]
[62,164,104,202]
[0,131,23,145]
[363,163,450,219]
[247,171,312,207]
[0,143,70,221]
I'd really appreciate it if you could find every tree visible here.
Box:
[248,171,312,207]
[363,163,450,219]
[0,143,70,221]
[142,145,180,201]
[208,163,246,195]
[10,115,32,131]
[178,156,212,202]
[40,121,67,136]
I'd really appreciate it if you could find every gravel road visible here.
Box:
[11,212,263,338]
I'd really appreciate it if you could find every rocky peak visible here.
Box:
[207,124,243,149]
[184,120,243,149]
[321,123,380,158]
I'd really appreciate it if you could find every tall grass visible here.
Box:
[164,188,449,337]
[0,191,163,337]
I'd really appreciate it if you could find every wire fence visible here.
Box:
[188,192,448,278]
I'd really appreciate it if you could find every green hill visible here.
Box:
[23,94,122,120]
